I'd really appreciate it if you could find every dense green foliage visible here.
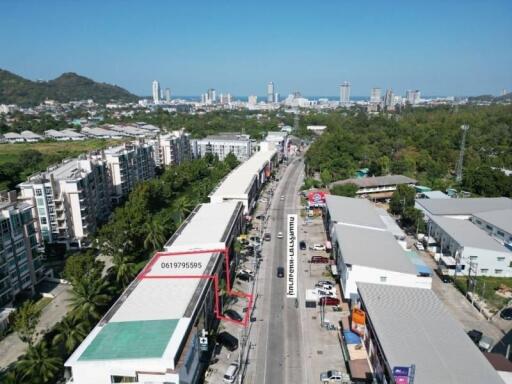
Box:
[0,69,138,106]
[2,155,237,383]
[330,183,358,197]
[305,105,512,196]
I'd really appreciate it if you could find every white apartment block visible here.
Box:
[19,157,111,249]
[104,142,156,203]
[150,129,192,167]
[0,192,45,306]
[194,133,252,162]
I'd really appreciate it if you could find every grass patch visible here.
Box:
[454,276,512,310]
[34,297,53,313]
[0,139,126,165]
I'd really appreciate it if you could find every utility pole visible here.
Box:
[455,124,470,183]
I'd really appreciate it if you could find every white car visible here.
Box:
[237,268,255,277]
[416,242,425,251]
[277,232,283,239]
[280,195,285,200]
[320,370,349,383]
[223,363,239,383]
[314,289,335,297]
[311,243,326,251]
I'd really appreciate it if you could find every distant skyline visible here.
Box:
[1,0,511,97]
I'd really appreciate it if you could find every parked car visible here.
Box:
[479,335,494,352]
[277,232,284,239]
[310,255,329,264]
[501,307,512,320]
[320,369,350,383]
[310,243,326,251]
[224,309,243,322]
[315,282,335,290]
[256,215,265,220]
[467,329,483,344]
[280,195,285,200]
[217,332,239,351]
[415,242,425,251]
[263,233,271,241]
[435,268,452,283]
[277,266,285,278]
[237,268,254,277]
[319,297,340,306]
[250,236,261,244]
[317,280,335,286]
[223,363,239,383]
[299,240,307,250]
[237,272,252,282]
[316,289,335,297]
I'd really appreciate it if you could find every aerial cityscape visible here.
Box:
[0,1,511,384]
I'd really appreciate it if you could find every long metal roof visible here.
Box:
[357,283,505,384]
[416,197,512,216]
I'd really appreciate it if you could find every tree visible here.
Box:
[52,316,89,353]
[330,183,359,197]
[173,196,195,225]
[389,185,416,216]
[17,341,62,384]
[69,276,111,322]
[224,152,240,170]
[62,251,103,284]
[320,169,333,186]
[12,301,42,345]
[111,254,137,289]
[143,219,166,251]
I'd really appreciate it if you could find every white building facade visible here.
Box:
[194,134,252,162]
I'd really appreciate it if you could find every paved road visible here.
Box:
[255,157,305,384]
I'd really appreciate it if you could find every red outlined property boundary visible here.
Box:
[137,247,253,327]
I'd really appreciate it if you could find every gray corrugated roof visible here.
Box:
[325,195,386,230]
[334,224,417,274]
[357,283,505,384]
[417,197,512,216]
[430,215,510,252]
[473,209,512,236]
[331,174,417,188]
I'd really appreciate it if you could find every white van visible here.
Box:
[223,362,239,383]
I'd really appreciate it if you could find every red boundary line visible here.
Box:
[137,247,253,327]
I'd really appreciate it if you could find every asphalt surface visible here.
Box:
[256,157,305,384]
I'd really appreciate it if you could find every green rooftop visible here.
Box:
[79,319,179,361]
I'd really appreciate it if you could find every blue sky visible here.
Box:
[1,0,511,97]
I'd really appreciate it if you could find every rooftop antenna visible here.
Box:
[455,124,469,183]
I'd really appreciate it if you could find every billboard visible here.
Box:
[351,308,366,336]
[308,191,328,206]
[393,366,413,384]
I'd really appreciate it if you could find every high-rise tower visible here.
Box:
[339,81,351,105]
[152,80,160,104]
[267,82,275,103]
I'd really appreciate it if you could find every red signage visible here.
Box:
[308,191,328,206]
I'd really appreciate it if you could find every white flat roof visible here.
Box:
[209,150,276,199]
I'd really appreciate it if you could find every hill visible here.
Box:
[0,69,139,106]
[468,92,512,103]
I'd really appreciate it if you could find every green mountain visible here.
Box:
[468,92,512,103]
[0,69,139,106]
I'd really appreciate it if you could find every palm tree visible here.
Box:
[69,277,111,322]
[1,369,22,384]
[12,300,42,345]
[173,196,195,225]
[52,315,89,353]
[17,341,62,384]
[143,220,166,251]
[111,253,137,289]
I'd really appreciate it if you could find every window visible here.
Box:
[498,257,506,262]
[380,276,387,282]
[40,217,47,225]
[476,219,482,225]
[495,269,503,275]
[35,189,42,196]
[486,225,493,231]
[45,186,52,195]
[497,231,505,238]
[480,268,489,274]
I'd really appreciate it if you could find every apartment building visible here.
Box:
[103,142,156,203]
[19,156,111,249]
[194,133,252,161]
[0,191,45,306]
[151,129,192,167]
